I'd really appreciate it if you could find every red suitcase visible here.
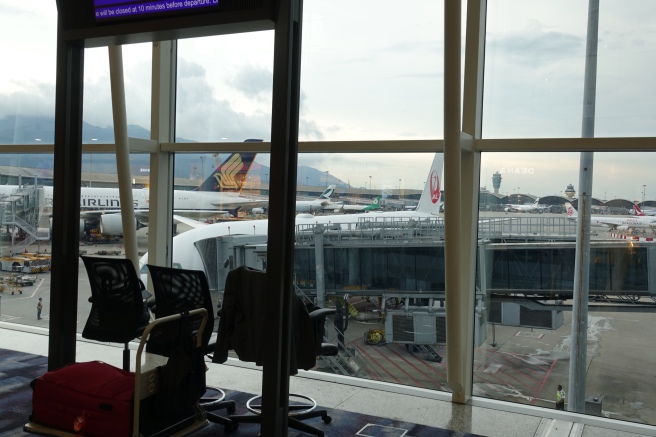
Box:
[30,361,134,437]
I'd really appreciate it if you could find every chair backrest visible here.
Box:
[81,256,150,343]
[146,264,215,349]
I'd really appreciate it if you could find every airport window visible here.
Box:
[476,151,656,424]
[3,0,656,433]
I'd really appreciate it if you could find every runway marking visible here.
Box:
[530,357,558,406]
[484,363,502,374]
[386,343,447,390]
[516,331,544,339]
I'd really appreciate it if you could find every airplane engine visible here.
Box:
[49,218,87,238]
[99,214,145,236]
[252,207,265,214]
[616,225,629,231]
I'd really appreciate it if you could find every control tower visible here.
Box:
[492,172,502,194]
[565,183,576,199]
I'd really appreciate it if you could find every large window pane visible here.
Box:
[176,33,275,143]
[0,152,150,330]
[167,152,448,390]
[484,1,656,138]
[83,44,153,141]
[476,151,656,426]
[0,3,57,145]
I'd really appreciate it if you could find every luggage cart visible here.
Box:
[24,309,210,437]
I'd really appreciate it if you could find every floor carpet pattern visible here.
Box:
[0,348,484,436]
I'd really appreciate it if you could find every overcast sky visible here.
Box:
[1,1,655,200]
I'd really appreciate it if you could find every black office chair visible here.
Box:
[214,266,337,437]
[145,264,237,432]
[80,256,151,371]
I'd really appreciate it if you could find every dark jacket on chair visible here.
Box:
[213,266,321,375]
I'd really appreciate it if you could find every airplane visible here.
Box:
[140,152,444,273]
[250,185,340,215]
[633,204,656,216]
[0,152,262,237]
[503,198,547,213]
[565,202,656,230]
[326,196,382,213]
[294,185,337,213]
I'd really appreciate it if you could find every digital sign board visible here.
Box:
[94,0,219,21]
[57,0,274,47]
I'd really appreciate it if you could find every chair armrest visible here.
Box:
[320,343,338,357]
[309,308,335,322]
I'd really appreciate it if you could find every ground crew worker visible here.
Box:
[556,384,566,410]
[37,297,43,320]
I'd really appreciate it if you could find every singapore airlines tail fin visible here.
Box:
[196,152,257,193]
[414,153,444,215]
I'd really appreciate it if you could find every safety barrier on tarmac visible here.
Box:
[610,232,656,242]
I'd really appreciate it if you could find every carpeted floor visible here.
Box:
[0,348,483,436]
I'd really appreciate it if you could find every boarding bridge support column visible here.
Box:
[314,224,326,308]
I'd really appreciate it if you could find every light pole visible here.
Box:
[325,171,329,187]
[306,176,309,187]
[399,178,402,199]
[369,175,372,192]
[643,184,646,206]
[200,155,206,180]
[89,138,97,187]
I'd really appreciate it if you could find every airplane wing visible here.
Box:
[172,215,209,229]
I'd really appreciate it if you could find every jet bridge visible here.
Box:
[0,184,48,256]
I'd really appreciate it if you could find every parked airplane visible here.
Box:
[327,196,382,213]
[633,204,656,216]
[249,185,341,216]
[140,153,444,273]
[504,198,547,213]
[294,185,337,213]
[565,202,656,230]
[0,152,261,236]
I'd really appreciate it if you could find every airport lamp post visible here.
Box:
[369,175,372,193]
[643,184,646,205]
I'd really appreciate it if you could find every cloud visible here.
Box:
[228,64,272,100]
[0,83,55,119]
[488,28,583,67]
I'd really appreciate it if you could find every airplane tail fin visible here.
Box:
[228,206,241,218]
[415,153,444,215]
[634,203,644,216]
[565,202,578,219]
[197,152,257,193]
[364,196,382,211]
[318,185,336,200]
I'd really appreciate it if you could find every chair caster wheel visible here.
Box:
[323,415,332,424]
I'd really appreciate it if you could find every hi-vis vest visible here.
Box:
[557,390,565,402]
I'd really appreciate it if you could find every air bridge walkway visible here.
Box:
[0,185,49,256]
